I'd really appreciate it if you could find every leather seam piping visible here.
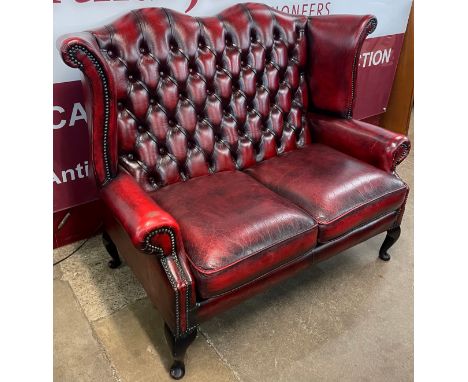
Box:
[346,17,377,118]
[313,185,407,226]
[159,256,181,337]
[185,224,318,275]
[392,178,409,229]
[144,226,195,337]
[391,141,411,171]
[317,208,401,243]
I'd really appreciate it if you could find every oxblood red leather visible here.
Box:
[197,211,397,322]
[59,3,410,358]
[246,144,408,242]
[61,4,312,194]
[151,171,317,298]
[306,15,377,118]
[104,212,196,335]
[59,32,120,185]
[100,172,182,255]
[309,113,411,172]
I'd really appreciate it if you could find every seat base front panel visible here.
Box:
[196,210,398,322]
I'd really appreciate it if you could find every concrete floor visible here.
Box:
[53,122,413,382]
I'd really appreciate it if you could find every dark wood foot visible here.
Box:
[379,226,401,261]
[102,231,121,269]
[164,324,197,380]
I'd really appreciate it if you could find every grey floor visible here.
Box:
[53,119,413,382]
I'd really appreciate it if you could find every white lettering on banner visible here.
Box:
[70,102,87,126]
[53,106,66,129]
[53,102,87,129]
[275,2,331,16]
[53,161,89,184]
[360,48,392,68]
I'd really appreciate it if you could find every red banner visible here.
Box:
[53,81,98,212]
[354,34,405,119]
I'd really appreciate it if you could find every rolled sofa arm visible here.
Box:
[307,14,377,118]
[100,172,183,256]
[309,113,411,173]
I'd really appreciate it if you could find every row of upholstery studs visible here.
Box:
[68,44,112,181]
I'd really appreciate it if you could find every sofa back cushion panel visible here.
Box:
[87,3,310,191]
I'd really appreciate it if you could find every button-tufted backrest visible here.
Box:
[62,3,310,190]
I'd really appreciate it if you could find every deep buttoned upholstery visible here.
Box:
[66,4,311,191]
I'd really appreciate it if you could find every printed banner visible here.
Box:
[53,0,412,212]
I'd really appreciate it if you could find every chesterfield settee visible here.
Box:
[59,3,410,379]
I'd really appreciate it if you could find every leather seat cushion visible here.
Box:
[245,144,408,243]
[152,171,318,299]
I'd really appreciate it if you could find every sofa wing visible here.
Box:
[307,14,377,118]
[309,113,411,173]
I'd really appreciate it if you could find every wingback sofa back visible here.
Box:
[60,3,376,190]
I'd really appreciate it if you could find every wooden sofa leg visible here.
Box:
[102,231,122,269]
[164,324,197,380]
[379,226,401,261]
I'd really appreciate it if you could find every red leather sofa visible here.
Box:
[59,3,410,379]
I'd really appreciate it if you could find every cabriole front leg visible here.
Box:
[164,324,197,380]
[102,231,122,268]
[379,226,401,261]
